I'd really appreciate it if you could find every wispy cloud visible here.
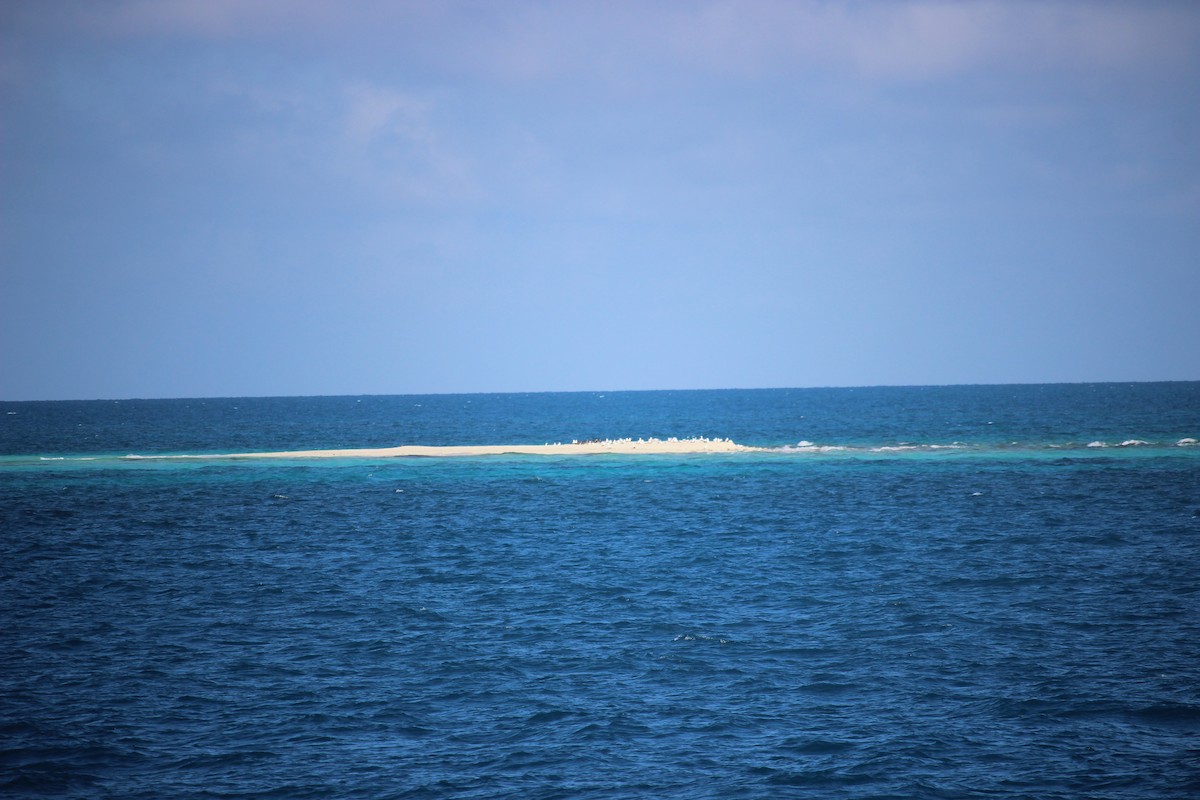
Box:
[53,0,1200,85]
[342,84,430,148]
[338,83,475,203]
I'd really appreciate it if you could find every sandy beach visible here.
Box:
[135,437,765,460]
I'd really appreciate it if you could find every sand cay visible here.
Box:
[150,437,764,460]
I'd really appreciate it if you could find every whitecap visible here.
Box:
[774,442,847,453]
[1177,438,1198,446]
[1117,440,1150,447]
[673,633,730,645]
[775,441,819,452]
[1087,441,1107,448]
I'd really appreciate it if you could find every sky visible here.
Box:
[2,0,1198,400]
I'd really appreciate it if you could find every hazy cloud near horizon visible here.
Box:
[2,1,1198,399]
[51,1,1200,76]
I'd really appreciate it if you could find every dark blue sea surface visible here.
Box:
[2,384,1198,798]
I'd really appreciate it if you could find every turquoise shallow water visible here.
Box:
[2,384,1198,798]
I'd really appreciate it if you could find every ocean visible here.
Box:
[2,383,1198,799]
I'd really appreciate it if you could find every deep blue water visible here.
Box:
[2,384,1199,798]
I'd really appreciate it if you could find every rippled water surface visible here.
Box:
[3,385,1198,798]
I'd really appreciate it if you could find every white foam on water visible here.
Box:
[773,442,847,453]
[673,633,731,645]
[773,441,970,455]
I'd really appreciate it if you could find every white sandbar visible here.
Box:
[155,437,764,460]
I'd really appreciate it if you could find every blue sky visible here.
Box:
[2,1,1198,400]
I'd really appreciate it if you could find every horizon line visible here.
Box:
[3,378,1198,404]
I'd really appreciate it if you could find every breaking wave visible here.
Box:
[763,438,1197,457]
